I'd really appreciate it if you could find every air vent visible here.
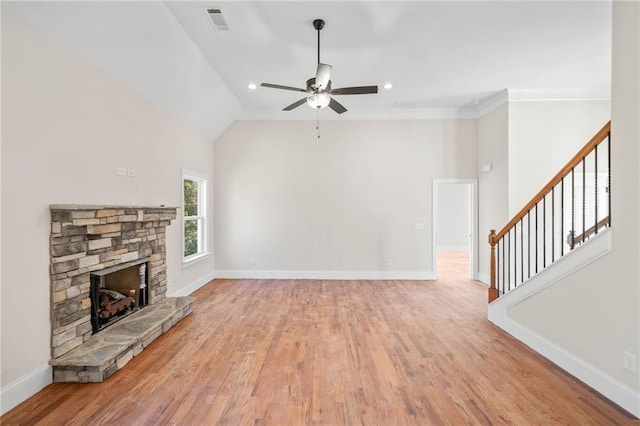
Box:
[205,8,230,31]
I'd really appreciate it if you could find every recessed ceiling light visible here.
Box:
[472,100,481,105]
[383,83,393,90]
[248,83,257,90]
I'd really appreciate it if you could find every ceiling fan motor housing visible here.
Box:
[306,78,331,92]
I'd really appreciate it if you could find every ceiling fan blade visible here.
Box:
[315,63,332,90]
[331,86,378,95]
[283,98,308,111]
[328,98,347,114]
[261,83,307,93]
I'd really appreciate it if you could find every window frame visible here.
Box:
[182,169,208,266]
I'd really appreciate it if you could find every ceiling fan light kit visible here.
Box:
[260,18,378,114]
[307,92,331,109]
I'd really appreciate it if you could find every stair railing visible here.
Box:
[488,121,611,303]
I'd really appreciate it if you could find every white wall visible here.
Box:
[506,0,640,412]
[436,184,471,251]
[1,14,237,410]
[508,100,610,215]
[477,103,509,283]
[214,119,478,278]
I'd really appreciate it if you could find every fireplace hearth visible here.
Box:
[49,204,194,382]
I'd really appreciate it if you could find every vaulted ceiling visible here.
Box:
[4,1,612,127]
[167,1,612,117]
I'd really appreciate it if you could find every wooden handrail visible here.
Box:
[488,121,611,304]
[494,121,611,242]
[571,216,611,246]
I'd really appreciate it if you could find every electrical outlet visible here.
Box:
[250,258,256,267]
[623,351,637,374]
[127,169,136,177]
[117,167,126,176]
[386,258,393,266]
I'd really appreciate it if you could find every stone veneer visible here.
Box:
[49,205,178,359]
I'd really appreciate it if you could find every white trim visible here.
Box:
[238,90,508,121]
[169,270,216,297]
[182,252,211,268]
[238,108,476,121]
[489,229,612,309]
[1,364,52,415]
[491,315,640,418]
[488,230,639,417]
[458,89,509,117]
[214,270,434,280]
[237,88,610,121]
[182,169,208,262]
[508,88,611,102]
[437,245,471,252]
[432,179,479,281]
[477,273,490,285]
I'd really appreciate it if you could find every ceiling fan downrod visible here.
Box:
[313,19,324,65]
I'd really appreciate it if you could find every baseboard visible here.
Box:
[488,229,640,417]
[489,312,640,418]
[0,271,214,416]
[477,273,490,285]
[168,270,216,297]
[214,270,435,280]
[1,364,52,416]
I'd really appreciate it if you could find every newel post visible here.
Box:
[488,230,498,303]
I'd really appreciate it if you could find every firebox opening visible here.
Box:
[90,257,150,334]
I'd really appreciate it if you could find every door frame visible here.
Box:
[432,178,478,280]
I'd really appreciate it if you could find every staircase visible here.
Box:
[487,121,611,302]
[482,120,640,418]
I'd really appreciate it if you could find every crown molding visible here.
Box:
[237,88,610,121]
[459,89,510,117]
[238,107,476,121]
[508,88,611,102]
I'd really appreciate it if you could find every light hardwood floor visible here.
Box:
[2,252,638,425]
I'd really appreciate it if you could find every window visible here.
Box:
[182,171,207,263]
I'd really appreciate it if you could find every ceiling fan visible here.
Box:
[260,19,378,114]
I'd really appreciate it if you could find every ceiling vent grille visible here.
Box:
[205,8,230,31]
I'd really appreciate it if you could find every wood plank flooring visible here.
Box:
[2,252,638,425]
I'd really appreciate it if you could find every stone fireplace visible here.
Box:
[49,205,194,382]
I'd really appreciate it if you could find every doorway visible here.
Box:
[432,179,478,280]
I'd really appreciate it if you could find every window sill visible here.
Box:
[182,252,211,268]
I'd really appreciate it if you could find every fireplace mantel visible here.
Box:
[50,204,178,210]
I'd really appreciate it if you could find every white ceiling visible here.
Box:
[166,1,612,118]
[4,1,612,124]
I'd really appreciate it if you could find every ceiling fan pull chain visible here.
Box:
[316,110,321,139]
